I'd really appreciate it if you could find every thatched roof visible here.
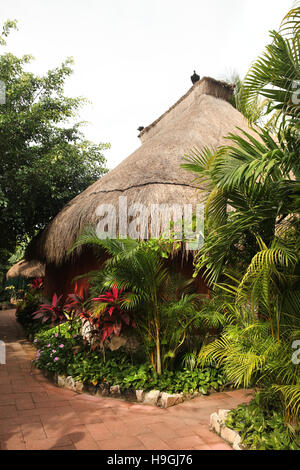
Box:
[6,260,45,279]
[26,76,254,266]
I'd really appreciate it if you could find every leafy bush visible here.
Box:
[32,293,66,326]
[32,322,227,394]
[15,290,44,334]
[33,322,84,374]
[226,399,300,450]
[67,357,226,394]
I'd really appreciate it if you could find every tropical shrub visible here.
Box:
[16,289,44,334]
[33,322,84,374]
[226,399,300,450]
[32,293,66,326]
[33,323,227,394]
[182,3,300,430]
[91,283,136,342]
[70,232,205,374]
[30,278,44,291]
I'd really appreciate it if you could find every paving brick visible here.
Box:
[0,420,21,435]
[165,435,207,450]
[0,405,18,418]
[97,435,145,450]
[21,422,47,440]
[208,442,233,450]
[31,391,50,402]
[0,385,13,394]
[15,399,36,411]
[0,432,26,450]
[0,309,249,452]
[148,422,178,439]
[190,424,225,444]
[137,433,171,450]
[25,436,73,450]
[85,422,114,441]
[52,444,76,450]
[67,426,100,450]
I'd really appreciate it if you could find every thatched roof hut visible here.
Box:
[6,259,45,280]
[27,76,252,268]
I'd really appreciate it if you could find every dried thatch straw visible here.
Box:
[26,77,255,266]
[6,260,45,279]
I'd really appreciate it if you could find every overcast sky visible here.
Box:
[1,0,291,169]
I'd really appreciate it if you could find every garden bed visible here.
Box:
[210,401,300,450]
[38,368,205,408]
[210,409,243,450]
[28,321,229,409]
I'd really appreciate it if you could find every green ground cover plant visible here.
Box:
[226,398,300,450]
[32,322,227,395]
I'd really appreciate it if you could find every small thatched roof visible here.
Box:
[6,260,45,279]
[26,76,255,266]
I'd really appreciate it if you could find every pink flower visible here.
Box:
[34,339,37,343]
[55,333,58,338]
[47,344,51,347]
[59,344,64,348]
[53,357,59,362]
[52,349,56,353]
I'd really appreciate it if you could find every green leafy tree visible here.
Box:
[0,20,109,276]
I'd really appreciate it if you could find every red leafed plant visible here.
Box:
[91,283,135,342]
[32,293,65,326]
[64,293,86,317]
[30,277,44,290]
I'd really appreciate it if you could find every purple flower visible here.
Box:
[53,357,59,362]
[34,339,37,343]
[59,344,64,348]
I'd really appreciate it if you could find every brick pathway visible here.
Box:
[0,309,253,450]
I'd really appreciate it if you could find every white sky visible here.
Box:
[1,0,291,169]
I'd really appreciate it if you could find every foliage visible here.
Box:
[91,283,135,342]
[33,322,84,374]
[240,4,300,127]
[0,20,109,282]
[226,398,300,450]
[30,278,44,291]
[182,2,300,428]
[15,289,44,334]
[227,72,273,127]
[32,322,227,394]
[70,231,203,374]
[32,293,65,326]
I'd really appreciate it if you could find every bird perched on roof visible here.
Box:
[191,71,200,84]
[137,126,144,132]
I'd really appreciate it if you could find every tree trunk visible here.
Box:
[155,324,161,375]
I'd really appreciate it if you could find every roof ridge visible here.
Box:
[138,76,235,140]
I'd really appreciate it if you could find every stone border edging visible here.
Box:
[210,409,244,450]
[41,369,206,408]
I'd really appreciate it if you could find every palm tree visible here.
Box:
[240,3,300,128]
[70,230,200,374]
[182,3,300,426]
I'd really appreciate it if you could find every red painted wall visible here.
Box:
[43,250,209,300]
